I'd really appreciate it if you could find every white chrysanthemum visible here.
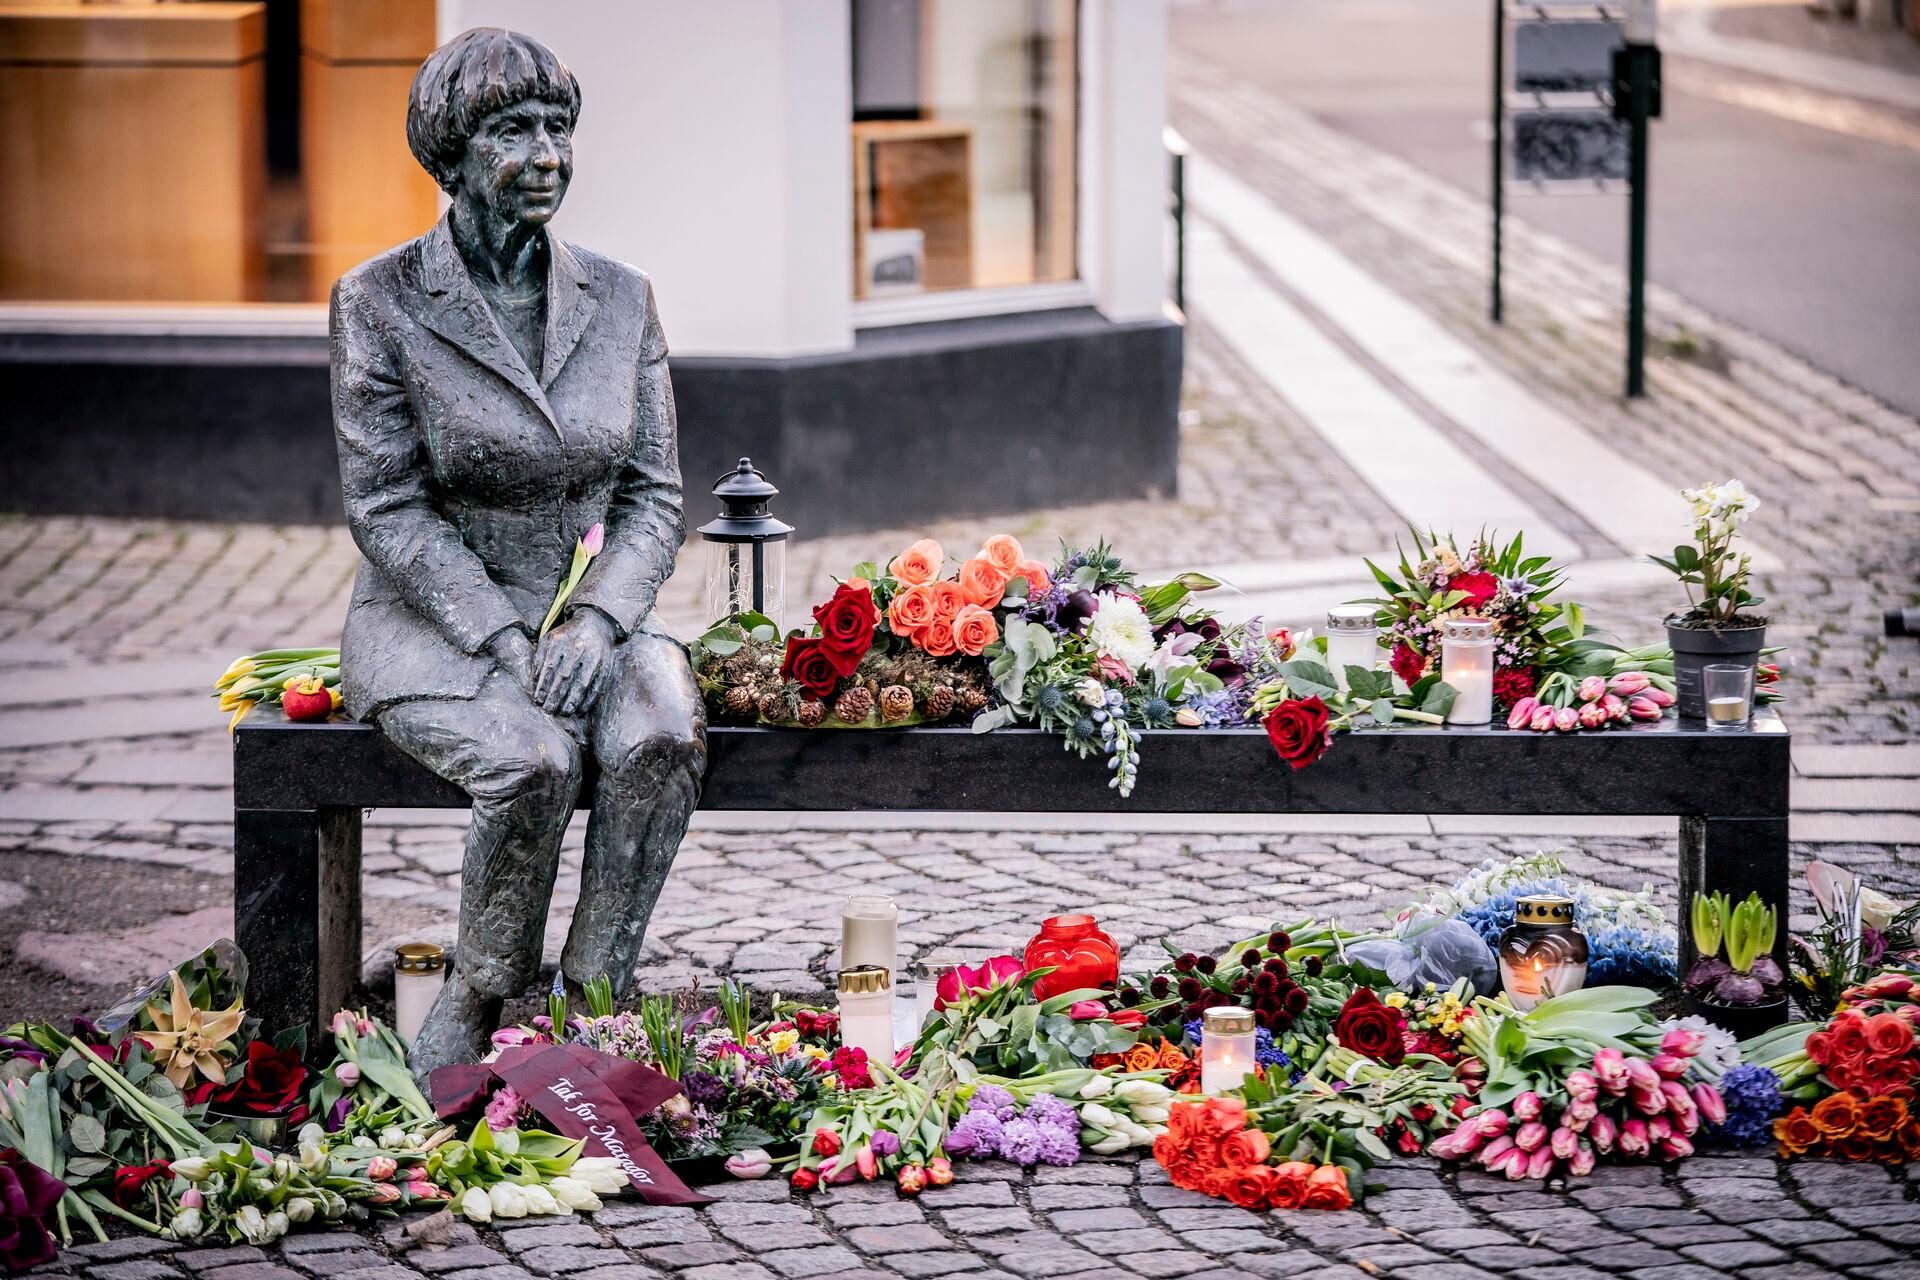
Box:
[1085,595,1155,670]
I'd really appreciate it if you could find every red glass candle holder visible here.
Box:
[1024,914,1119,1000]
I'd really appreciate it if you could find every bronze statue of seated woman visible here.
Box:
[330,27,705,1075]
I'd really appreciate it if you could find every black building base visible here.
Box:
[1,307,1182,537]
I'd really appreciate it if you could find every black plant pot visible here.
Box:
[1665,616,1767,720]
[1682,990,1788,1040]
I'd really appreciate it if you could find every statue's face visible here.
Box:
[453,98,574,228]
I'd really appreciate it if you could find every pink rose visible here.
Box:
[935,955,1026,1008]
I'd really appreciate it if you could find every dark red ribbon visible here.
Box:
[431,1043,711,1206]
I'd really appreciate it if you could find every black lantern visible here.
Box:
[698,457,792,624]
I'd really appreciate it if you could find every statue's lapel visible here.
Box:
[416,217,559,430]
[542,237,599,389]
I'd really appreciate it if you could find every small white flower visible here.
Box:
[234,1205,270,1244]
[519,1184,563,1216]
[297,1123,326,1147]
[1132,1103,1170,1125]
[548,1176,603,1212]
[264,1211,291,1242]
[284,1197,317,1224]
[1113,1080,1172,1105]
[1077,1075,1114,1100]
[167,1208,204,1240]
[379,1127,409,1150]
[1078,1102,1118,1128]
[489,1183,530,1219]
[457,1186,492,1223]
[1087,1131,1130,1155]
[1085,595,1156,671]
[569,1158,628,1194]
[297,1142,327,1173]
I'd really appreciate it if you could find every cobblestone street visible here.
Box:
[5,23,1920,1280]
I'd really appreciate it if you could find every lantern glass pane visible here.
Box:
[705,538,785,628]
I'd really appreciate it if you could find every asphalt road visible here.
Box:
[1171,0,1920,418]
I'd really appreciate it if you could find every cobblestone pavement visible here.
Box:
[8,32,1920,1280]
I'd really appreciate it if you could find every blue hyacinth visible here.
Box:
[1708,1064,1785,1147]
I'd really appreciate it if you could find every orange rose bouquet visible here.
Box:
[1151,1098,1355,1211]
[1774,1090,1920,1164]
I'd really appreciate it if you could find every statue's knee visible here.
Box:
[609,726,706,786]
[475,729,580,809]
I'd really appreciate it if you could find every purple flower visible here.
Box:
[870,1128,900,1158]
[326,1093,353,1132]
[945,1111,1003,1159]
[0,1150,63,1273]
[0,1038,46,1065]
[970,1085,1017,1121]
[1024,1093,1077,1133]
[682,1070,726,1108]
[1034,1122,1081,1166]
[997,1117,1047,1166]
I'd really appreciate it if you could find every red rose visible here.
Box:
[1451,572,1499,610]
[1493,665,1537,710]
[1333,989,1406,1065]
[1263,697,1331,770]
[812,583,879,676]
[110,1161,173,1209]
[0,1151,62,1273]
[1390,642,1426,686]
[781,636,841,699]
[212,1040,308,1116]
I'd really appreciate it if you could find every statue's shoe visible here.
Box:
[409,973,502,1088]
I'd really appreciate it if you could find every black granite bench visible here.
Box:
[232,712,1791,1036]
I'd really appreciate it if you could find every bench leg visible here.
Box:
[235,806,363,1038]
[1679,815,1790,979]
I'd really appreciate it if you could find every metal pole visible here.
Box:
[1165,127,1189,315]
[1625,49,1650,397]
[1490,0,1504,323]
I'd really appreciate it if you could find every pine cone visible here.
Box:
[879,685,915,722]
[795,700,827,728]
[758,688,790,722]
[958,687,989,715]
[723,686,758,718]
[834,685,876,725]
[922,685,956,721]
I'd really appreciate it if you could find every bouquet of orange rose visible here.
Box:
[1152,1097,1353,1211]
[1773,1091,1920,1165]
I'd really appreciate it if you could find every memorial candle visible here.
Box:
[837,966,895,1062]
[1441,618,1494,725]
[841,894,898,976]
[1325,605,1381,693]
[393,942,445,1046]
[1200,1007,1256,1095]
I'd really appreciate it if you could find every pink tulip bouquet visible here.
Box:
[1430,986,1727,1181]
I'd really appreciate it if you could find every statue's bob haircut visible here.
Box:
[406,28,582,189]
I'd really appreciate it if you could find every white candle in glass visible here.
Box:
[1441,618,1495,725]
[393,943,445,1046]
[841,895,898,974]
[837,966,895,1063]
[1325,606,1381,693]
[1200,1007,1256,1095]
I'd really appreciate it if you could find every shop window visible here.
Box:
[0,0,438,305]
[851,0,1078,301]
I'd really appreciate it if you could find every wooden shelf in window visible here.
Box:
[852,120,974,300]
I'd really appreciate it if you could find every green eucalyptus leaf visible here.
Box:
[67,1114,107,1154]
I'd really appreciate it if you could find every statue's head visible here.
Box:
[407,28,581,229]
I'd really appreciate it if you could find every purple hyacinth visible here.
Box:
[945,1110,1005,1159]
[971,1085,1017,1121]
[998,1117,1047,1166]
[1024,1093,1077,1132]
[1033,1122,1081,1166]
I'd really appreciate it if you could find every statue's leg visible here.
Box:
[378,673,583,1074]
[564,633,707,998]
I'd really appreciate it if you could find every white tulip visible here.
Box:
[1077,1076,1114,1100]
[265,1211,291,1242]
[297,1123,326,1147]
[519,1184,563,1217]
[168,1157,212,1183]
[489,1183,529,1219]
[167,1208,204,1240]
[380,1127,409,1150]
[408,1130,434,1149]
[1133,1104,1170,1125]
[1114,1080,1172,1105]
[351,1136,376,1149]
[1078,1102,1118,1128]
[298,1142,328,1174]
[548,1176,603,1212]
[491,1127,521,1158]
[1087,1131,1130,1155]
[284,1197,316,1224]
[1113,1117,1153,1144]
[234,1205,270,1244]
[457,1186,492,1223]
[271,1155,299,1180]
[569,1158,627,1194]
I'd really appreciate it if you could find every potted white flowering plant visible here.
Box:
[1651,481,1766,719]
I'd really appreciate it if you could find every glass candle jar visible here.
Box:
[1704,663,1753,731]
[1200,1006,1257,1095]
[837,965,895,1063]
[841,894,898,976]
[1497,895,1590,1012]
[1325,605,1381,693]
[393,942,446,1047]
[1442,618,1495,725]
[913,952,967,1030]
[1023,915,1120,1001]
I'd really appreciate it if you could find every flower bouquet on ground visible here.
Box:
[1791,861,1918,1019]
[1431,987,1727,1181]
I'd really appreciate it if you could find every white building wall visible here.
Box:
[437,0,1167,355]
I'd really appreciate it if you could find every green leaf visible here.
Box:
[1346,667,1391,700]
[1370,697,1395,726]
[1353,1127,1394,1163]
[67,1114,106,1154]
[1674,545,1701,572]
[1420,681,1459,720]
[749,624,777,645]
[1277,660,1338,700]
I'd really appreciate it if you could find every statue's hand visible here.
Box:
[487,627,538,697]
[535,607,616,717]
